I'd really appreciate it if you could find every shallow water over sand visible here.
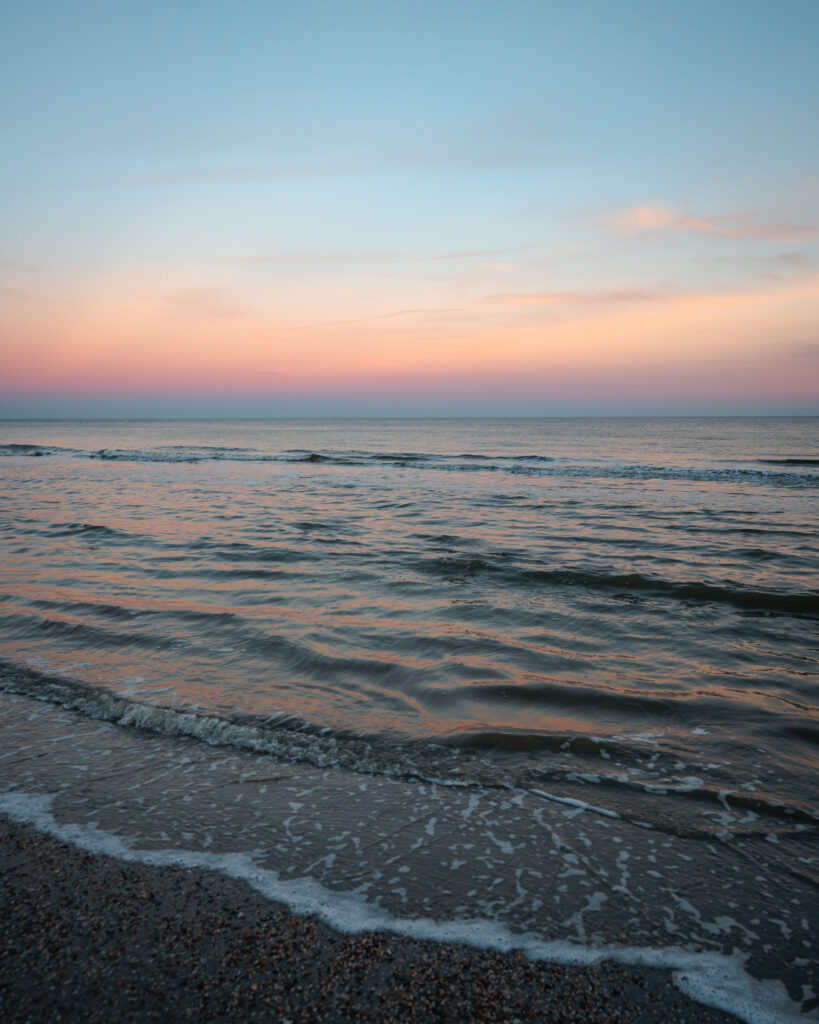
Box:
[1,417,817,1019]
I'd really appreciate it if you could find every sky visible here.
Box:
[1,0,818,417]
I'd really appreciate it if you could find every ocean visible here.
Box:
[0,417,816,1022]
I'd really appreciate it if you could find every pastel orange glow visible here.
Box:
[3,273,817,410]
[2,1,817,416]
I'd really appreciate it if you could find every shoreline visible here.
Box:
[0,814,740,1023]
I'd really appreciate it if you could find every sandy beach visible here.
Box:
[0,815,741,1024]
[1,421,815,1023]
[3,0,817,1012]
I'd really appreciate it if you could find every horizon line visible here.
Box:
[2,413,817,423]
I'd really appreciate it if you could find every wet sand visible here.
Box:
[1,816,739,1023]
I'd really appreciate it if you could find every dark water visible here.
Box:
[1,418,817,1021]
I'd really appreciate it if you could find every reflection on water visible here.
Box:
[1,418,818,1019]
[1,419,816,816]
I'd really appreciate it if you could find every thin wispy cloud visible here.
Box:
[608,204,819,242]
[779,252,813,268]
[487,288,673,308]
[0,259,40,274]
[785,341,819,359]
[395,113,551,174]
[128,159,370,188]
[221,245,527,268]
[127,149,504,188]
[430,248,516,261]
[160,287,242,319]
[125,112,551,188]
[225,251,403,267]
[4,2,817,416]
[274,306,463,333]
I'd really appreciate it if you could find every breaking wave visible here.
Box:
[2,442,816,486]
[2,661,816,835]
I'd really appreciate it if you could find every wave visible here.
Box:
[418,557,819,615]
[47,521,133,540]
[0,658,487,782]
[90,447,278,463]
[760,457,819,466]
[2,791,808,1024]
[2,661,816,833]
[6,508,815,614]
[0,443,75,457]
[8,518,816,615]
[2,442,816,486]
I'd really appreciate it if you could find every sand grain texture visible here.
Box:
[0,816,743,1023]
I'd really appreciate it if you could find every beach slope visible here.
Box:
[1,816,739,1023]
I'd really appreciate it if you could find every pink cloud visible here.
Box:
[609,204,819,242]
[486,289,671,308]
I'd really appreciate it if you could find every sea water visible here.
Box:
[0,417,816,1021]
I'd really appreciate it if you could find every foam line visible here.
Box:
[0,790,809,1024]
[531,787,621,819]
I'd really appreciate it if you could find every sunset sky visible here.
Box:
[2,0,818,416]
